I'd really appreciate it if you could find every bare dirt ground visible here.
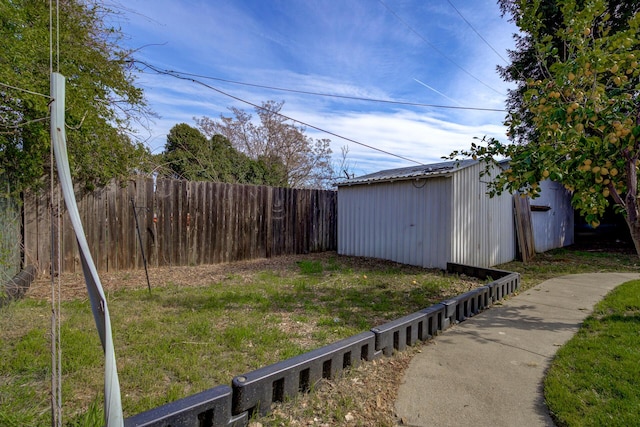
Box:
[23,252,479,426]
[27,252,340,301]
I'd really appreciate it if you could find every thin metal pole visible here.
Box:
[131,199,151,293]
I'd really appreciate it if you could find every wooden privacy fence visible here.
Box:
[24,178,337,274]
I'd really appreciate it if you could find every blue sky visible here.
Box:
[116,0,519,176]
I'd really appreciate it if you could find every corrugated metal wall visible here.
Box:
[530,179,574,252]
[449,163,515,268]
[338,177,452,269]
[338,162,517,270]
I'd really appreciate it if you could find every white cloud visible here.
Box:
[121,0,518,176]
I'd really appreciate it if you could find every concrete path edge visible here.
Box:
[394,272,640,427]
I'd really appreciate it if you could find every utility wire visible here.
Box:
[0,82,52,99]
[445,1,530,84]
[135,62,424,165]
[377,0,505,96]
[445,0,510,65]
[131,60,506,113]
[0,116,49,129]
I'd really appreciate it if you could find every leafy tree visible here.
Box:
[195,100,334,188]
[451,0,640,253]
[0,0,151,195]
[497,0,639,145]
[162,123,288,186]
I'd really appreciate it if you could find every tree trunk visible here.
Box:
[625,218,640,257]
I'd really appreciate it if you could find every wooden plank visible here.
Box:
[220,183,229,262]
[195,181,205,265]
[144,177,157,269]
[172,180,181,266]
[106,182,119,271]
[281,186,289,255]
[177,180,187,266]
[200,182,211,265]
[95,185,108,272]
[321,190,330,251]
[210,182,218,264]
[329,191,336,250]
[38,190,52,275]
[156,179,173,268]
[257,185,268,258]
[49,190,59,275]
[78,187,90,268]
[310,190,318,252]
[231,184,239,261]
[237,183,245,260]
[273,188,288,256]
[297,188,303,253]
[300,189,309,254]
[250,185,261,259]
[320,190,328,251]
[270,187,280,257]
[200,181,208,265]
[136,177,153,271]
[114,182,124,270]
[513,194,536,262]
[294,189,301,254]
[154,179,164,267]
[237,184,245,260]
[249,185,256,259]
[87,187,100,269]
[168,178,178,268]
[250,185,257,257]
[22,191,38,270]
[331,191,338,250]
[210,182,221,264]
[264,186,272,258]
[215,184,228,262]
[132,177,144,270]
[185,181,196,266]
[231,184,240,261]
[125,180,137,270]
[273,187,282,257]
[242,184,251,260]
[287,188,296,254]
[322,190,330,251]
[241,185,249,260]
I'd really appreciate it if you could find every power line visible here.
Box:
[0,81,51,99]
[377,0,505,96]
[131,60,505,113]
[445,0,510,65]
[0,116,49,129]
[134,62,425,165]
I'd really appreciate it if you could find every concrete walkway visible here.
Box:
[394,273,640,427]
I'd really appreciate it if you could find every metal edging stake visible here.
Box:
[131,198,151,293]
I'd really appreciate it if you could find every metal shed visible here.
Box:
[337,159,516,269]
[529,179,574,252]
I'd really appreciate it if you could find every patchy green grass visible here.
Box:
[2,248,638,426]
[544,280,640,427]
[0,254,479,426]
[498,248,639,291]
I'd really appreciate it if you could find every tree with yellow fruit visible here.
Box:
[450,0,640,254]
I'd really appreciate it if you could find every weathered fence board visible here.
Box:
[0,191,21,281]
[23,178,337,274]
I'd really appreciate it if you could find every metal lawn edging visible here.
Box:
[124,263,520,427]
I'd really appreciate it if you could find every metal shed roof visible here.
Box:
[337,159,478,186]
